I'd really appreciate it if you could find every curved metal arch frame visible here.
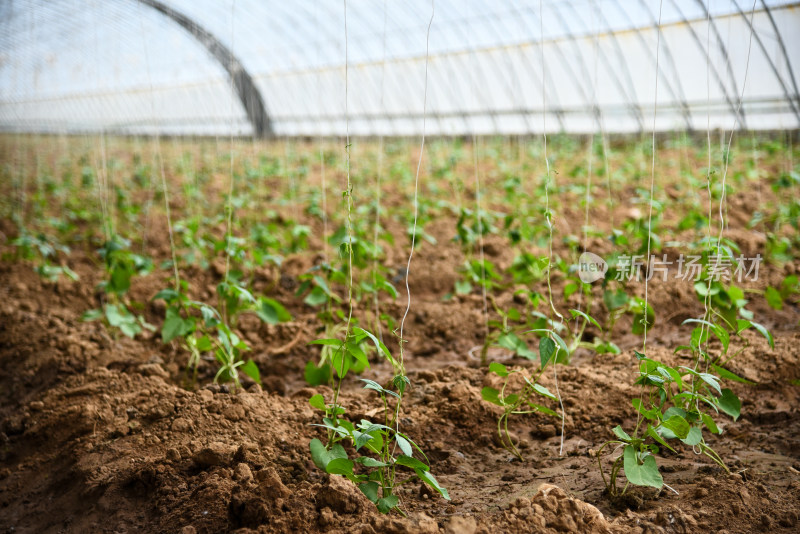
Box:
[758,0,800,117]
[565,1,646,132]
[4,1,231,134]
[668,0,745,129]
[730,0,800,124]
[137,0,273,137]
[636,0,694,130]
[548,3,605,132]
[618,0,692,131]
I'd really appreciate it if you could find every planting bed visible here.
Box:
[1,134,799,533]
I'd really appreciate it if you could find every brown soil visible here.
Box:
[1,135,799,534]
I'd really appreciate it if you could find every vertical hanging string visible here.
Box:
[635,0,664,437]
[716,0,756,265]
[91,9,110,242]
[466,7,489,348]
[594,0,613,234]
[699,0,714,380]
[315,0,329,271]
[642,0,664,356]
[373,0,388,342]
[539,0,566,456]
[223,0,237,295]
[398,0,435,366]
[343,0,354,345]
[579,0,600,313]
[136,0,180,291]
[475,136,489,343]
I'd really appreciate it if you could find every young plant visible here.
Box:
[154,283,269,388]
[597,316,773,498]
[308,327,449,514]
[9,231,78,282]
[82,235,154,338]
[481,330,564,459]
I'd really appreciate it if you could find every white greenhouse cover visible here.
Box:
[0,0,798,136]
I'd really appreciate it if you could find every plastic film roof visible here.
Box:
[1,0,798,136]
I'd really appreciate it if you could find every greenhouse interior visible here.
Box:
[1,1,799,532]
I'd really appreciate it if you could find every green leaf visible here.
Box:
[749,321,774,349]
[328,443,348,461]
[395,434,413,457]
[240,360,261,384]
[353,327,396,367]
[416,469,450,500]
[564,282,579,299]
[527,402,560,418]
[646,424,676,453]
[395,455,429,471]
[304,286,329,307]
[711,364,755,385]
[200,305,219,327]
[162,308,191,343]
[701,413,720,434]
[331,348,350,379]
[718,388,741,420]
[481,387,502,406]
[623,446,663,489]
[680,426,702,446]
[660,415,690,439]
[531,382,557,401]
[392,374,410,395]
[326,458,355,476]
[304,361,331,386]
[346,342,370,369]
[360,378,385,394]
[603,289,629,311]
[549,331,570,358]
[454,279,472,295]
[309,438,329,470]
[309,394,326,411]
[539,337,556,369]
[612,425,631,441]
[497,332,521,352]
[195,335,213,352]
[104,303,127,326]
[118,320,140,339]
[359,481,380,503]
[81,308,104,322]
[257,297,292,324]
[355,457,389,468]
[631,398,659,420]
[765,286,783,310]
[569,309,601,330]
[488,362,508,377]
[594,341,621,354]
[698,372,722,395]
[354,429,378,450]
[152,288,179,302]
[376,495,399,513]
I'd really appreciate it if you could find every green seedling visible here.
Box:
[764,274,799,311]
[82,235,154,338]
[598,313,773,497]
[453,258,502,296]
[477,292,547,365]
[154,284,267,388]
[9,231,78,282]
[481,330,564,459]
[296,263,344,310]
[308,327,448,514]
